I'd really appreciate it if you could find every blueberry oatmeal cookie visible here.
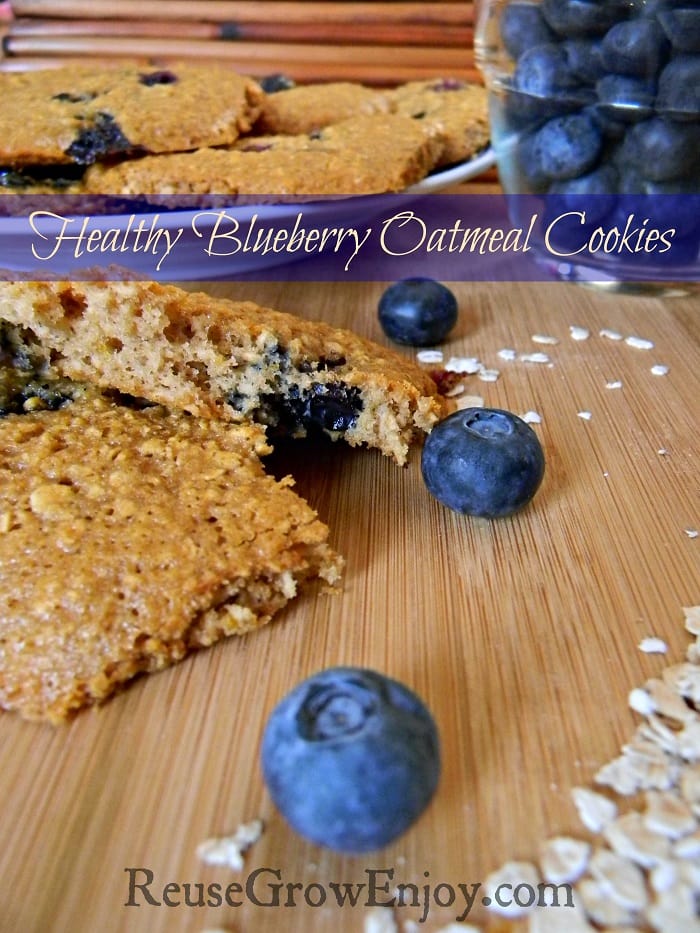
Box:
[0,365,342,723]
[83,113,445,196]
[388,78,490,167]
[252,81,391,135]
[0,280,445,465]
[0,64,263,167]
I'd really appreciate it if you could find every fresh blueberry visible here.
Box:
[657,7,700,52]
[596,74,657,121]
[656,55,700,115]
[421,408,545,518]
[600,18,671,76]
[513,43,581,96]
[562,39,607,82]
[541,0,630,38]
[617,116,700,180]
[260,667,441,853]
[500,2,556,59]
[378,278,458,346]
[526,112,603,180]
[549,163,620,223]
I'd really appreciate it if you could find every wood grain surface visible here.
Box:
[0,277,698,933]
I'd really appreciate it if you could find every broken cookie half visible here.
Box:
[0,280,445,465]
[0,383,342,722]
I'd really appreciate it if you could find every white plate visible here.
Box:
[406,147,496,194]
[1,148,496,280]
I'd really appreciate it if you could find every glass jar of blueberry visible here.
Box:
[474,0,700,294]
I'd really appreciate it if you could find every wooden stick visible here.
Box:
[9,0,474,26]
[8,17,474,47]
[1,34,475,69]
[0,53,482,85]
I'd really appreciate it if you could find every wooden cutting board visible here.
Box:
[0,278,698,933]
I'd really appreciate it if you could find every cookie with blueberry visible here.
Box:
[83,113,446,196]
[0,377,342,722]
[0,64,264,167]
[387,78,491,167]
[253,80,391,135]
[0,280,446,465]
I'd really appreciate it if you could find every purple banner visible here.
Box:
[1,193,698,283]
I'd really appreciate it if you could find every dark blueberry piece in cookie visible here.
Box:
[258,73,296,93]
[51,91,97,104]
[500,2,557,59]
[139,70,179,86]
[65,112,134,164]
[600,18,671,77]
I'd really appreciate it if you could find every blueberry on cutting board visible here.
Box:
[378,278,458,346]
[261,667,440,853]
[422,408,545,518]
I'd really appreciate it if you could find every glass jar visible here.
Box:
[474,0,700,295]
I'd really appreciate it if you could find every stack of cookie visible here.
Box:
[0,64,490,197]
[0,278,447,722]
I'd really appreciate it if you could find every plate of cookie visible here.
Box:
[0,67,494,278]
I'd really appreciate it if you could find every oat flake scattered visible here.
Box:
[577,411,592,421]
[497,347,517,361]
[651,364,669,376]
[683,606,700,635]
[444,383,466,397]
[477,367,500,383]
[196,818,263,870]
[571,787,617,833]
[483,861,540,918]
[599,328,623,341]
[539,836,591,884]
[588,848,648,910]
[629,687,657,716]
[644,790,697,839]
[658,448,669,456]
[625,335,655,350]
[522,411,543,424]
[603,811,671,868]
[569,326,590,341]
[444,356,482,374]
[684,528,698,539]
[532,333,560,345]
[527,901,595,932]
[520,352,552,364]
[606,380,623,389]
[454,394,485,411]
[416,349,444,365]
[639,637,668,654]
